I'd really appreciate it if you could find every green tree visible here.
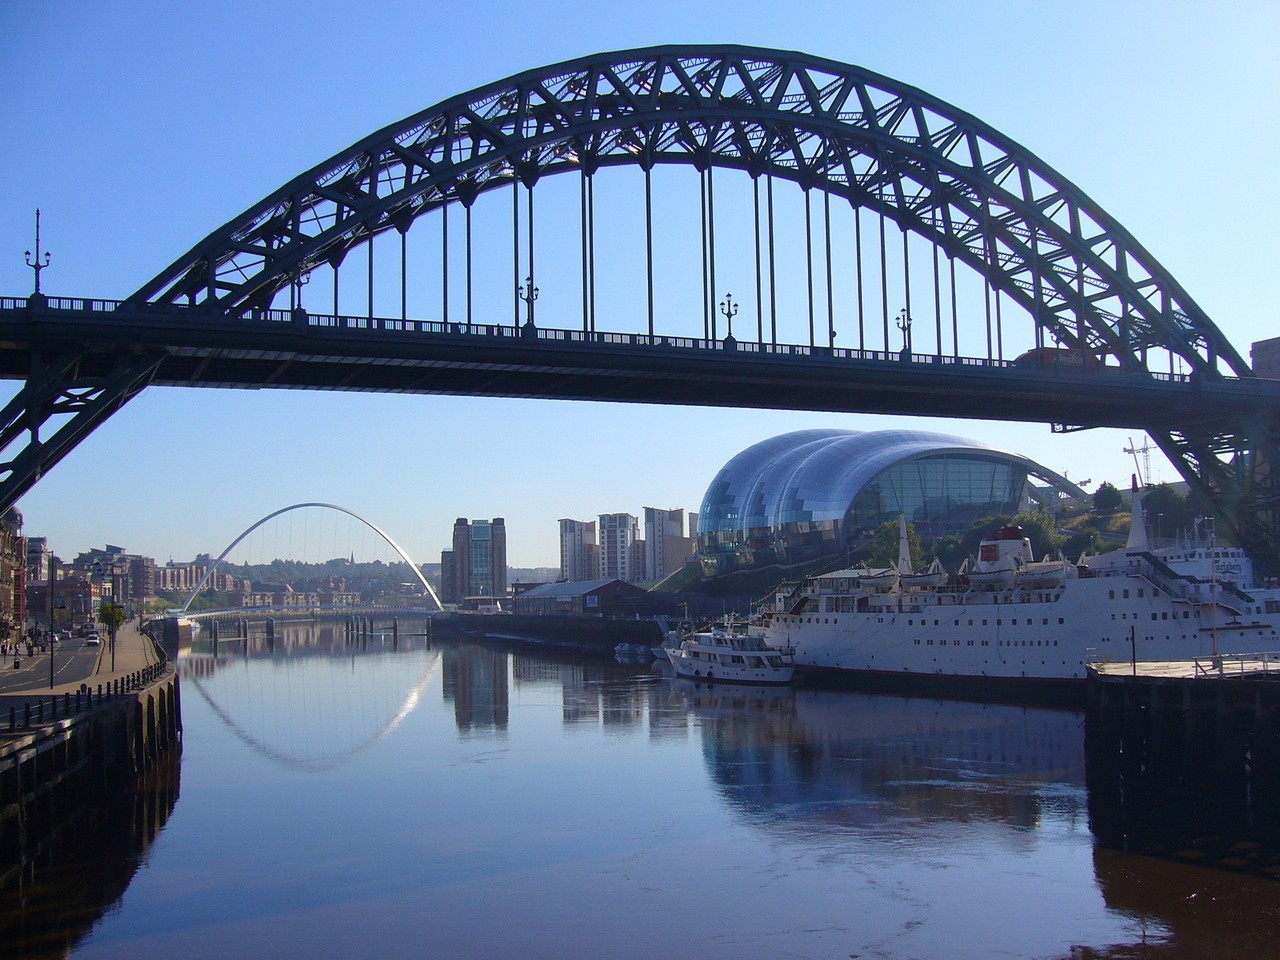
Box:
[1093,481,1124,514]
[1140,483,1195,541]
[934,511,1069,571]
[866,519,923,569]
[98,599,126,635]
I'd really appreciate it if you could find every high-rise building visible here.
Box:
[0,509,24,637]
[25,536,49,584]
[440,548,458,605]
[644,507,697,582]
[558,519,598,582]
[598,513,640,581]
[448,518,508,600]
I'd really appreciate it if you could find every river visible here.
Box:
[6,618,1279,958]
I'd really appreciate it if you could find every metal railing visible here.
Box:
[0,294,1215,384]
[1191,651,1280,679]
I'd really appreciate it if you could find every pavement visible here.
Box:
[0,621,165,710]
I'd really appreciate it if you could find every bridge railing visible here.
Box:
[2,295,1204,383]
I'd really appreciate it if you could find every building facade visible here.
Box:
[0,509,24,639]
[512,578,651,616]
[558,519,598,582]
[447,518,508,600]
[597,513,640,582]
[643,507,697,583]
[698,429,1085,577]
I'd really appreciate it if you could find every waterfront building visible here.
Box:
[598,513,640,582]
[154,560,246,595]
[440,549,459,605]
[0,509,23,638]
[698,429,1083,577]
[447,518,508,600]
[73,546,163,606]
[558,519,599,582]
[643,507,697,582]
[512,577,650,616]
[25,536,49,585]
[1253,335,1280,377]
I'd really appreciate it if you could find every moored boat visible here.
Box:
[666,619,795,685]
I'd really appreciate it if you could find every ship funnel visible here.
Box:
[1125,474,1150,551]
[897,514,913,575]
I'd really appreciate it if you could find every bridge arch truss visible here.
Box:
[3,46,1275,564]
[181,502,441,612]
[135,44,1246,382]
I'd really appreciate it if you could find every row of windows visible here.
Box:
[796,615,1067,626]
[912,639,1060,647]
[1111,610,1196,621]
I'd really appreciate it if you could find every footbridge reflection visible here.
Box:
[178,618,440,771]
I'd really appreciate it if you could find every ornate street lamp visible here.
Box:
[517,275,539,328]
[719,292,738,341]
[93,559,120,672]
[896,308,913,355]
[24,209,51,296]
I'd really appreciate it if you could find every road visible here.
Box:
[0,621,163,712]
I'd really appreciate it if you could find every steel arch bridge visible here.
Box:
[181,502,442,612]
[2,44,1278,563]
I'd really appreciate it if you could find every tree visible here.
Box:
[866,519,922,569]
[1140,483,1195,541]
[98,599,126,635]
[1092,481,1124,514]
[933,510,1069,570]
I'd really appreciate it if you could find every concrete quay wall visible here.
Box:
[0,641,182,890]
[1085,666,1280,875]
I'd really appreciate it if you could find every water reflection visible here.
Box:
[0,755,180,957]
[16,625,1279,958]
[678,682,1084,834]
[179,618,441,769]
[443,645,509,730]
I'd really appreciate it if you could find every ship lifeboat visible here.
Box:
[901,558,947,589]
[1016,558,1072,589]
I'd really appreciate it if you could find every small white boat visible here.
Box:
[853,566,899,590]
[1017,557,1073,589]
[901,558,947,589]
[666,621,795,685]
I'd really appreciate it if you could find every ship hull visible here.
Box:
[766,574,1280,688]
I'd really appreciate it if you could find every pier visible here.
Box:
[1085,654,1280,877]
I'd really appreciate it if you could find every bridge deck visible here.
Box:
[4,296,1274,431]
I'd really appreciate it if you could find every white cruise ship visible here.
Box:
[763,497,1280,694]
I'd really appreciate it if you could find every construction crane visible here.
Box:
[1124,436,1153,488]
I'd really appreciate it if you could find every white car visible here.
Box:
[85,633,101,646]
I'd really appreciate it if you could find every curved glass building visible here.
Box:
[697,429,1082,576]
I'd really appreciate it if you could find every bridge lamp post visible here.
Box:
[47,568,66,689]
[719,293,738,342]
[896,309,913,357]
[517,275,538,333]
[24,208,51,296]
[93,559,118,673]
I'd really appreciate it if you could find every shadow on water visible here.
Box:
[0,753,180,959]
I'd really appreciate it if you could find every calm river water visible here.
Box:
[9,619,1280,959]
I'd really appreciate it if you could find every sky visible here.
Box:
[2,0,1278,569]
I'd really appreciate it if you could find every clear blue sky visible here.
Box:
[2,1,1277,568]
